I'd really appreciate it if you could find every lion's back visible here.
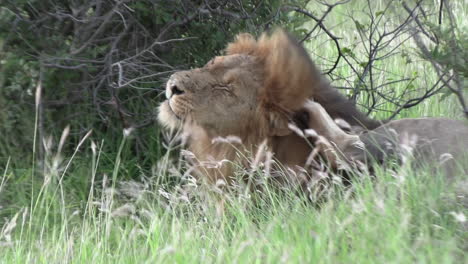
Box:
[362,117,468,177]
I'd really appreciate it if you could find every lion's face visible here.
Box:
[158,54,264,135]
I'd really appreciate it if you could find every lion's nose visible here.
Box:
[171,84,184,96]
[165,77,185,99]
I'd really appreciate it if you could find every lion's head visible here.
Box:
[159,30,325,141]
[158,54,264,136]
[158,29,378,183]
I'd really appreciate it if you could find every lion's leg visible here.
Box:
[302,100,364,168]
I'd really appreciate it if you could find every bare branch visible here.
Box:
[285,2,349,74]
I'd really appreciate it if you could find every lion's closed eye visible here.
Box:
[213,85,235,96]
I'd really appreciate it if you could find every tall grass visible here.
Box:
[0,141,466,263]
[1,1,467,263]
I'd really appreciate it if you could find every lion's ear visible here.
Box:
[267,111,291,136]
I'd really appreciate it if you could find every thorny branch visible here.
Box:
[285,0,350,74]
[290,0,463,119]
[403,0,467,118]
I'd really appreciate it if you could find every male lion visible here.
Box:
[158,29,382,184]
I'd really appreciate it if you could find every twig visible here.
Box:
[285,2,349,74]
[438,0,444,25]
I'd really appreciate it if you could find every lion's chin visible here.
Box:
[158,101,182,130]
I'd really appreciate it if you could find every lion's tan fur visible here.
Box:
[158,29,380,183]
